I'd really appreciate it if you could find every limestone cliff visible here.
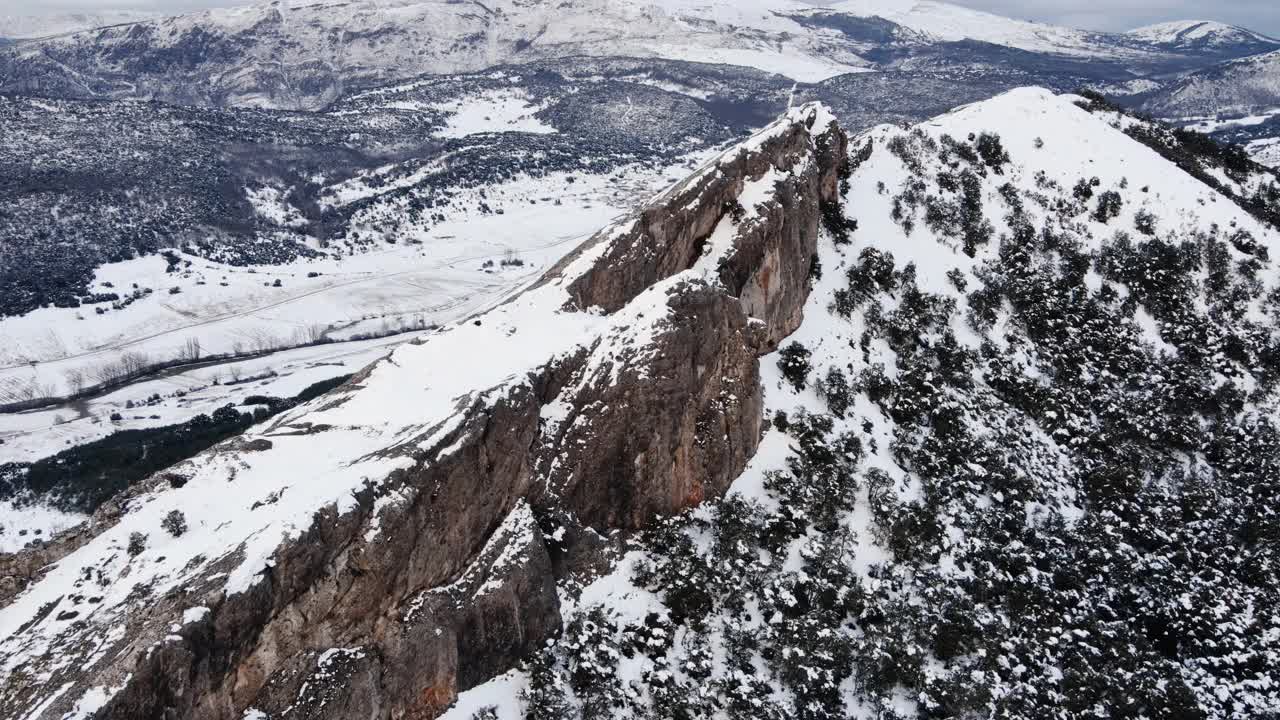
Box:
[0,104,848,720]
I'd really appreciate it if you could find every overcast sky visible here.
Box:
[2,0,1279,38]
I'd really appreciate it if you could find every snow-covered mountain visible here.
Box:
[2,0,1280,710]
[0,100,852,719]
[1141,48,1280,118]
[1128,49,1280,167]
[1128,19,1280,55]
[0,11,163,39]
[0,44,1149,488]
[830,0,1141,57]
[0,0,873,107]
[3,86,1280,718]
[3,0,1279,535]
[2,47,1063,531]
[448,86,1280,719]
[1,0,1275,110]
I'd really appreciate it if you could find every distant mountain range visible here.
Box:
[0,10,163,39]
[2,0,1278,110]
[1127,19,1280,56]
[5,0,1280,172]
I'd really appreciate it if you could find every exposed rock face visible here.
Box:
[0,104,847,720]
[0,503,116,605]
[541,282,766,531]
[561,110,844,348]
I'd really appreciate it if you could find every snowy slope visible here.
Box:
[1141,49,1280,118]
[0,11,161,39]
[829,0,1116,56]
[1128,20,1280,52]
[444,87,1280,718]
[0,500,82,553]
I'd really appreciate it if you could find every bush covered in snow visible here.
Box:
[161,510,187,537]
[776,342,813,392]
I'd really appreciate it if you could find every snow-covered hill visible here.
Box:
[1128,19,1280,55]
[1,0,1279,709]
[1132,49,1280,166]
[445,86,1280,719]
[1142,49,1280,118]
[0,101,851,719]
[0,11,162,39]
[0,51,1099,427]
[829,0,1138,57]
[0,52,1060,534]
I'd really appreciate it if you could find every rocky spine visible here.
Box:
[0,104,847,720]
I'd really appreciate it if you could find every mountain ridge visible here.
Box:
[437,85,1280,720]
[0,102,849,720]
[0,11,164,39]
[3,0,1278,111]
[1128,19,1280,52]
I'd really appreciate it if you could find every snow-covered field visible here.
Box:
[427,89,559,138]
[0,319,424,550]
[643,42,870,83]
[1184,108,1280,133]
[0,332,410,465]
[0,499,83,553]
[1248,136,1280,167]
[0,152,712,403]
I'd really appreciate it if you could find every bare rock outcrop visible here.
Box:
[0,104,848,720]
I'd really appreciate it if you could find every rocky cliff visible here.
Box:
[0,103,847,720]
